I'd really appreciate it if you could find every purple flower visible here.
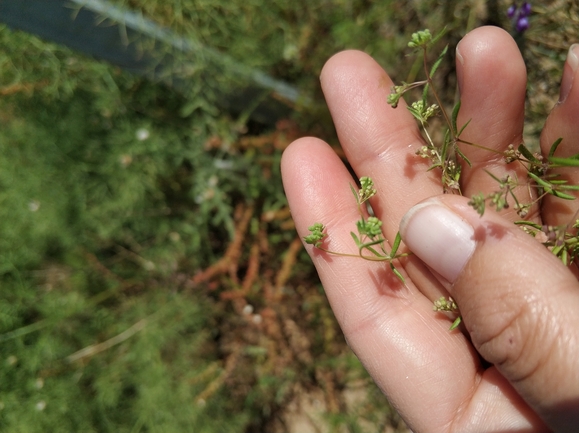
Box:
[507,2,531,33]
[516,16,529,32]
[520,2,532,17]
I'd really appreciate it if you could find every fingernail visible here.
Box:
[559,44,579,104]
[456,42,464,66]
[456,42,464,95]
[400,200,476,283]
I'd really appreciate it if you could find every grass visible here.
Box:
[0,0,577,431]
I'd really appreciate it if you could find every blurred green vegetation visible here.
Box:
[0,0,577,432]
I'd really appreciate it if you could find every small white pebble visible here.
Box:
[242,304,254,315]
[35,400,46,411]
[207,175,219,187]
[252,314,262,325]
[28,200,40,212]
[143,261,155,271]
[135,128,150,141]
[213,159,233,170]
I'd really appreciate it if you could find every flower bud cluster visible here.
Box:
[409,101,439,123]
[408,29,432,49]
[358,176,377,203]
[304,223,326,247]
[433,296,458,312]
[507,2,531,33]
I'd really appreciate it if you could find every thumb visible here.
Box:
[400,195,579,433]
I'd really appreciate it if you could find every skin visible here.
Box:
[281,27,579,432]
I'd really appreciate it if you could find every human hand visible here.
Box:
[281,26,579,432]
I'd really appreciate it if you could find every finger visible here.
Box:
[455,26,538,222]
[400,195,579,432]
[320,50,441,229]
[540,44,579,228]
[320,50,448,302]
[282,138,544,432]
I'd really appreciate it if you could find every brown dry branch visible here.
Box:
[261,206,291,223]
[191,203,253,285]
[0,80,48,96]
[220,231,261,302]
[237,119,301,152]
[194,342,243,405]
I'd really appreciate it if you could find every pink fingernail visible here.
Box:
[400,200,476,283]
[559,44,579,104]
[456,42,464,95]
[456,42,464,66]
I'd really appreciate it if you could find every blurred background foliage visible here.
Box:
[0,0,577,431]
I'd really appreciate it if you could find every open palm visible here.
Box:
[282,27,579,432]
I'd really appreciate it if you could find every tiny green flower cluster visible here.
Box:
[408,29,433,49]
[407,101,439,125]
[303,222,326,248]
[433,297,462,330]
[467,173,524,216]
[356,216,382,238]
[433,296,458,312]
[304,177,408,283]
[387,83,411,108]
[358,176,377,203]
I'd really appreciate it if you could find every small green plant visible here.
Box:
[433,296,462,330]
[306,27,579,330]
[304,177,408,283]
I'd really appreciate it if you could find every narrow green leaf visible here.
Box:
[443,128,450,147]
[451,100,461,134]
[430,26,448,46]
[429,44,448,78]
[561,248,569,266]
[390,232,403,257]
[350,231,360,246]
[557,184,579,191]
[552,190,576,200]
[455,144,472,167]
[514,220,543,230]
[440,131,449,162]
[449,316,462,331]
[360,239,386,249]
[390,263,405,284]
[527,172,550,188]
[349,183,359,203]
[549,156,579,167]
[517,144,539,163]
[422,82,430,105]
[362,245,385,258]
[483,169,503,183]
[457,118,472,136]
[548,137,563,158]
